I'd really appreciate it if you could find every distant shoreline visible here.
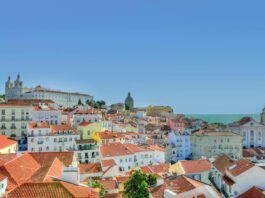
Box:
[185,114,260,124]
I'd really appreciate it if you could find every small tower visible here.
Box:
[5,76,13,89]
[261,106,265,125]
[125,92,134,110]
[14,73,23,88]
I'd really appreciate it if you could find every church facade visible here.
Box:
[5,74,93,108]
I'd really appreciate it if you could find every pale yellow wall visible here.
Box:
[78,122,102,140]
[191,134,242,159]
[0,143,17,154]
[0,106,31,139]
[169,162,184,175]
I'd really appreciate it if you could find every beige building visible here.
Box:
[0,99,54,139]
[191,130,242,160]
[0,135,17,154]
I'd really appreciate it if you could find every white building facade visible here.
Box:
[27,122,79,152]
[229,117,265,148]
[5,74,93,107]
[165,131,191,163]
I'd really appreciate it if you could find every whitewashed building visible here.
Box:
[210,155,265,197]
[100,142,165,172]
[31,104,61,125]
[71,109,102,127]
[165,130,191,163]
[228,116,265,148]
[27,122,79,152]
[5,74,93,107]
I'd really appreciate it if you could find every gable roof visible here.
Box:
[0,153,41,190]
[213,155,234,175]
[150,176,204,197]
[7,181,91,198]
[140,163,170,174]
[0,135,17,149]
[178,159,211,174]
[227,159,255,177]
[29,158,64,183]
[79,163,102,174]
[29,152,75,167]
[100,142,133,157]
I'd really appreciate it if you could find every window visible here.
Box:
[46,146,49,151]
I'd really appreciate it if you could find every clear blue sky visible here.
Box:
[0,0,265,114]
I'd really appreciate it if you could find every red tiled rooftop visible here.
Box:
[97,131,125,140]
[227,159,255,177]
[79,163,102,174]
[0,135,17,149]
[101,159,116,167]
[29,152,74,167]
[140,163,170,174]
[237,186,265,198]
[213,155,235,175]
[78,121,92,127]
[179,159,211,174]
[28,122,50,129]
[7,181,91,198]
[0,153,41,190]
[50,125,77,134]
[99,179,117,191]
[100,142,133,157]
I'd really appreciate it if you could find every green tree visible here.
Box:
[90,180,104,198]
[147,174,157,186]
[125,170,149,198]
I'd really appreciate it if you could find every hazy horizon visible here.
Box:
[1,1,265,114]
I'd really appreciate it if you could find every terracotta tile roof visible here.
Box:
[213,155,235,175]
[29,152,74,167]
[150,176,204,197]
[0,135,17,149]
[79,163,102,174]
[78,121,92,127]
[227,159,255,177]
[115,176,130,184]
[29,158,63,183]
[140,163,170,174]
[0,154,17,166]
[7,181,91,198]
[97,131,125,140]
[101,159,116,167]
[0,153,41,190]
[50,125,77,134]
[237,186,265,198]
[178,159,211,174]
[123,143,146,152]
[0,99,54,107]
[100,142,133,157]
[238,117,253,125]
[28,122,50,129]
[148,145,165,152]
[99,179,118,190]
[60,181,91,197]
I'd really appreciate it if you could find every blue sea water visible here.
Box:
[186,114,260,125]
